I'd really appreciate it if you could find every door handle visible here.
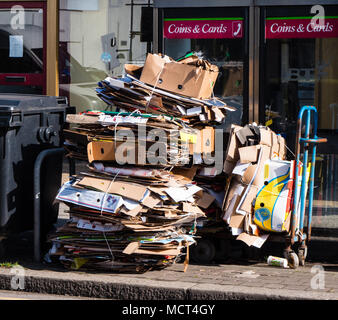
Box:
[5,76,26,82]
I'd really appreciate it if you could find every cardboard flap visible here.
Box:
[124,64,143,78]
[197,192,215,209]
[239,145,260,164]
[270,131,279,158]
[87,141,115,163]
[182,202,205,215]
[225,125,242,162]
[259,128,272,146]
[142,194,161,208]
[123,242,140,255]
[238,185,259,214]
[78,177,148,202]
[229,213,245,228]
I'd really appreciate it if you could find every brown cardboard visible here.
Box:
[88,140,117,163]
[270,131,279,158]
[142,194,161,208]
[182,202,205,215]
[140,53,219,100]
[201,126,215,154]
[124,64,143,78]
[133,248,181,256]
[229,213,245,228]
[225,125,242,162]
[242,145,271,187]
[121,205,143,217]
[236,232,260,247]
[78,177,148,202]
[239,145,260,164]
[259,128,272,146]
[123,242,140,255]
[238,185,259,214]
[223,179,245,220]
[188,127,215,155]
[197,192,215,209]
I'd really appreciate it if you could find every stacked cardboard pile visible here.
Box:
[48,53,226,272]
[96,53,235,126]
[221,123,295,248]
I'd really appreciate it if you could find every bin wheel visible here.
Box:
[298,246,308,267]
[190,239,216,264]
[286,251,299,269]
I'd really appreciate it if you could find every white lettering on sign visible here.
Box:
[269,22,334,34]
[306,22,333,32]
[270,23,296,33]
[168,24,192,34]
[167,23,227,35]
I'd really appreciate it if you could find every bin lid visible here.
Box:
[0,94,68,113]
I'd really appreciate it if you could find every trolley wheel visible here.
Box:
[284,251,299,269]
[298,246,308,267]
[190,239,216,264]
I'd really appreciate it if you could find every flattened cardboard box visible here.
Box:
[140,53,219,100]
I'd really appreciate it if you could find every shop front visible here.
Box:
[0,0,337,235]
[153,0,338,234]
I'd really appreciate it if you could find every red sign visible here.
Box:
[266,17,338,39]
[164,18,243,39]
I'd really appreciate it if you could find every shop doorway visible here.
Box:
[260,5,338,228]
[157,6,249,130]
[0,2,46,95]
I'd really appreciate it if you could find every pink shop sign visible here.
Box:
[265,17,338,39]
[163,18,243,39]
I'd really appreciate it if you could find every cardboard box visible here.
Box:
[225,125,242,162]
[140,53,219,100]
[182,126,215,155]
[239,145,260,164]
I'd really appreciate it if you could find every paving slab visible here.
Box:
[0,259,337,300]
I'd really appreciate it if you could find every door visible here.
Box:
[260,4,338,231]
[157,6,249,130]
[0,2,46,95]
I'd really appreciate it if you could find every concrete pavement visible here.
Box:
[0,167,336,300]
[0,260,337,300]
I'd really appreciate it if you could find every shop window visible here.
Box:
[262,5,338,228]
[58,0,153,113]
[162,7,248,128]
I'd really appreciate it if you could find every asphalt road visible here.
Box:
[0,290,103,300]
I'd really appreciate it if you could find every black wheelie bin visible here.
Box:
[0,94,73,254]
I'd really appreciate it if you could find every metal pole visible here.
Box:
[34,148,64,262]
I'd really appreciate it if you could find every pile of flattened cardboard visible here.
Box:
[48,53,225,272]
[96,53,235,125]
[221,123,296,249]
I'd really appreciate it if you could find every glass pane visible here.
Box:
[0,7,43,94]
[163,7,247,129]
[59,0,153,113]
[263,6,338,230]
[0,8,44,73]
